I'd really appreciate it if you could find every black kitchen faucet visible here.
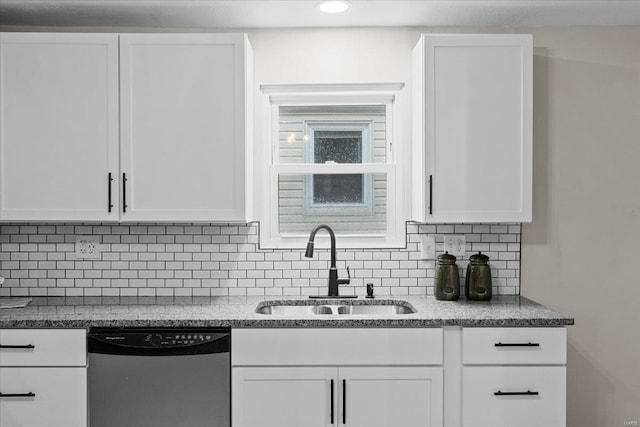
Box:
[304,224,352,298]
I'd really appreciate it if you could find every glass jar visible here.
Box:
[435,252,460,301]
[465,252,492,301]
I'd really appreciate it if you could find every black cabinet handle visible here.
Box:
[428,174,433,215]
[494,390,539,396]
[122,173,128,213]
[0,392,36,398]
[107,173,114,212]
[495,342,540,347]
[0,344,35,349]
[342,379,346,425]
[330,379,334,424]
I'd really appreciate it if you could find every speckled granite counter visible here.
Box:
[0,295,573,328]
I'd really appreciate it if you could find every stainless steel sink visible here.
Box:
[255,305,333,315]
[255,300,416,316]
[336,304,414,315]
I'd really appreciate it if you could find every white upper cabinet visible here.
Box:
[412,34,533,223]
[119,33,252,222]
[0,33,120,221]
[0,32,252,223]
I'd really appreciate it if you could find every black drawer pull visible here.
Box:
[330,379,334,424]
[0,392,36,398]
[495,342,540,347]
[0,344,35,349]
[494,390,539,396]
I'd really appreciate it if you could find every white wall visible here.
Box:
[246,27,416,84]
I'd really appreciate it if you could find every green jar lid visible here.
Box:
[437,251,457,264]
[469,251,490,263]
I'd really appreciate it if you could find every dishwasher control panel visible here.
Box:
[88,328,230,352]
[145,332,219,347]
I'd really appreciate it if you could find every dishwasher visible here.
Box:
[88,327,230,427]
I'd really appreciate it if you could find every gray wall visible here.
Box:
[520,26,640,427]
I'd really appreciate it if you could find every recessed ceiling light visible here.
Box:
[318,0,351,14]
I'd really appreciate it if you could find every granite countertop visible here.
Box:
[0,295,574,328]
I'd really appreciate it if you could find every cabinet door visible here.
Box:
[341,366,443,427]
[120,33,250,222]
[413,34,532,223]
[0,32,120,221]
[462,366,566,427]
[232,366,336,427]
[0,367,87,427]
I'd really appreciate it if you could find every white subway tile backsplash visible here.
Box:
[0,222,522,297]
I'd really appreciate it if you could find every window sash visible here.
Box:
[273,163,393,175]
[270,165,398,242]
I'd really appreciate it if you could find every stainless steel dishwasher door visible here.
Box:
[88,328,230,427]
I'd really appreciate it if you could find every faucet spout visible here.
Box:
[304,224,349,297]
[305,224,337,268]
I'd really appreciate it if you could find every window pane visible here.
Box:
[278,173,387,235]
[314,131,362,164]
[313,174,363,204]
[278,105,386,164]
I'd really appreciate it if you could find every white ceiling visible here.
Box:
[1,0,639,28]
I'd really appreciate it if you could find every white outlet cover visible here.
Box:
[420,235,436,260]
[444,235,466,258]
[75,236,101,259]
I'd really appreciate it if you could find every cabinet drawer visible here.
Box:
[0,329,86,367]
[462,366,566,427]
[0,367,87,427]
[462,327,566,365]
[232,328,443,366]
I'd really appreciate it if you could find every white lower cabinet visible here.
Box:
[233,366,443,427]
[232,328,444,427]
[462,366,566,427]
[0,367,87,427]
[458,327,567,427]
[0,329,87,427]
[342,366,443,427]
[233,367,334,427]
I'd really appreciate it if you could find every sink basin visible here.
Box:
[255,300,416,316]
[255,305,333,315]
[336,304,414,315]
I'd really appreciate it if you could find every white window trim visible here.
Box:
[256,83,407,249]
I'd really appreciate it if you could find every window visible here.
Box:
[304,121,373,216]
[257,84,407,249]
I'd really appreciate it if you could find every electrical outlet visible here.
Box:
[75,236,101,259]
[444,235,466,258]
[420,235,436,260]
